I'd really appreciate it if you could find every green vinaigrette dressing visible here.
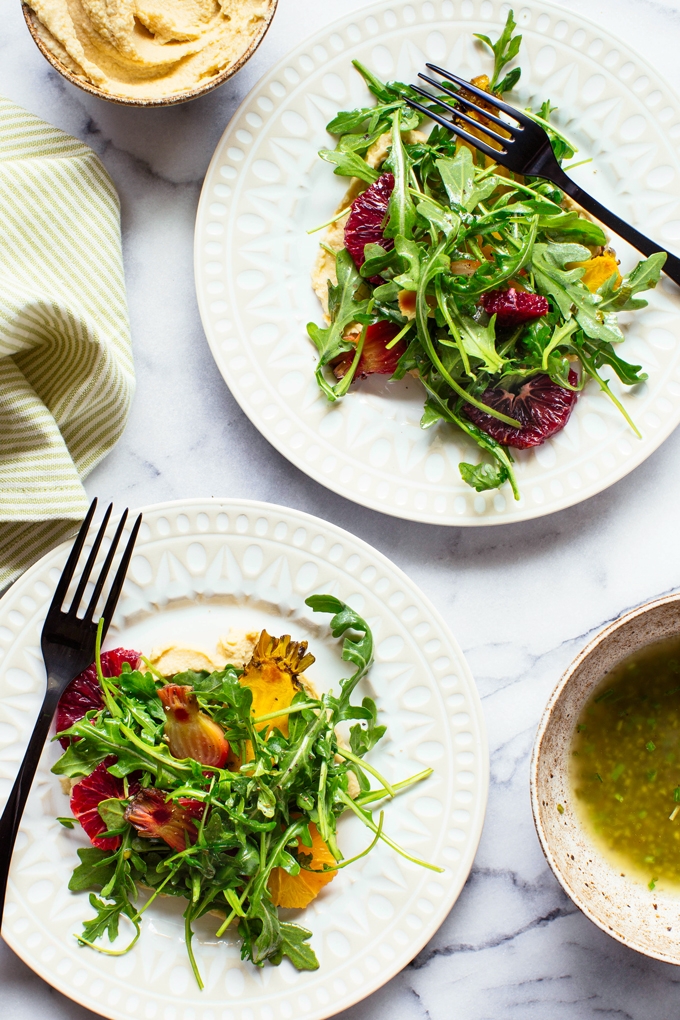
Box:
[571,634,680,891]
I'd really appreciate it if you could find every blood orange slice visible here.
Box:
[70,758,126,851]
[344,173,394,272]
[464,370,578,449]
[56,648,140,747]
[332,320,406,380]
[481,288,549,326]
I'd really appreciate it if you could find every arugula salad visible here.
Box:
[308,12,665,498]
[53,597,435,986]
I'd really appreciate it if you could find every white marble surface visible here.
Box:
[3,0,680,1017]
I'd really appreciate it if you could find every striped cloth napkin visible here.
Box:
[0,98,134,591]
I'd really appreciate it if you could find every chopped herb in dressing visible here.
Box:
[571,634,680,889]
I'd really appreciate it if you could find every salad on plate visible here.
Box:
[308,12,666,498]
[52,597,435,986]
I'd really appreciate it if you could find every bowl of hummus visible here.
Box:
[22,0,277,106]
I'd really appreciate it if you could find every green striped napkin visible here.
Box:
[0,97,134,591]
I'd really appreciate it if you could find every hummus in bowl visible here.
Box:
[23,0,277,105]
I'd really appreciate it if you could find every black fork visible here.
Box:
[407,65,680,286]
[0,498,142,926]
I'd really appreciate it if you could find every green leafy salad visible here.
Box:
[53,597,436,987]
[307,12,665,498]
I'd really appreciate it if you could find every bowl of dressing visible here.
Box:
[532,592,680,963]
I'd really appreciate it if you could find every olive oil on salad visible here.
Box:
[571,634,680,891]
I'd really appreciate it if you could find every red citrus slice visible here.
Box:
[56,648,140,747]
[481,288,549,326]
[464,370,578,449]
[70,758,126,851]
[344,173,394,273]
[332,320,406,380]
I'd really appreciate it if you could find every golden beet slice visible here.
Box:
[268,824,336,908]
[241,631,315,738]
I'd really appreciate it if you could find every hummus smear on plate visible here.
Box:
[26,0,274,99]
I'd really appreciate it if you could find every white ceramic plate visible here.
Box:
[195,0,680,525]
[0,498,487,1020]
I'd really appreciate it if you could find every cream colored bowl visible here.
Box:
[531,593,680,964]
[22,1,278,107]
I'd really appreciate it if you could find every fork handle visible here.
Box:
[0,684,61,930]
[552,168,680,286]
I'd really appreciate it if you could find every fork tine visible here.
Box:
[425,64,532,125]
[99,513,142,642]
[405,98,502,161]
[48,498,98,614]
[67,503,112,615]
[417,73,521,136]
[410,83,511,147]
[83,509,128,623]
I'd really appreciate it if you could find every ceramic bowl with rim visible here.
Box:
[531,593,680,964]
[22,1,278,108]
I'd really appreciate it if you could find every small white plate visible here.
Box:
[195,0,680,525]
[0,498,487,1020]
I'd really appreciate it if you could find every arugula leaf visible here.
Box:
[360,243,401,279]
[421,384,519,498]
[436,149,475,211]
[416,194,460,242]
[69,847,117,892]
[119,669,158,700]
[305,595,374,708]
[532,242,625,345]
[318,149,379,184]
[459,460,510,492]
[384,107,416,240]
[307,249,368,399]
[79,894,126,944]
[392,236,423,290]
[98,797,128,832]
[349,698,387,756]
[539,211,606,246]
[446,302,504,374]
[474,10,522,92]
[326,107,375,134]
[273,922,320,970]
[52,738,111,779]
[601,251,666,311]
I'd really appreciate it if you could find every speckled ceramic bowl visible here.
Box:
[22,1,277,107]
[531,593,680,964]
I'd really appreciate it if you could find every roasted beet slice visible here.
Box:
[125,788,203,852]
[158,684,229,767]
[344,173,394,271]
[56,648,140,748]
[332,320,407,381]
[70,758,126,851]
[481,288,549,326]
[464,370,578,449]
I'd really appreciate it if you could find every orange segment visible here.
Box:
[268,824,337,908]
[576,252,622,293]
